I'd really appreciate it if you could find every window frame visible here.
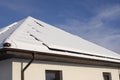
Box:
[45,70,62,80]
[103,72,112,80]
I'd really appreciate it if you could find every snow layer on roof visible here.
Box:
[0,16,120,62]
[0,19,25,47]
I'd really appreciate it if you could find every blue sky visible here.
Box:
[0,0,120,54]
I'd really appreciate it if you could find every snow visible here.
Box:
[0,16,120,63]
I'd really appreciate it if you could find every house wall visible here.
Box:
[0,59,12,80]
[12,58,120,80]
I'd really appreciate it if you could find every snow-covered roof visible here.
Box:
[0,16,120,63]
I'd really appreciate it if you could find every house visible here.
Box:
[0,16,120,80]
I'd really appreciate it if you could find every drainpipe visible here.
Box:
[21,53,35,80]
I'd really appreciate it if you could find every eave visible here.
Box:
[0,48,120,68]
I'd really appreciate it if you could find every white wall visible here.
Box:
[12,59,120,80]
[0,59,12,80]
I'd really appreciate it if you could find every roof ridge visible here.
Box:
[0,18,27,47]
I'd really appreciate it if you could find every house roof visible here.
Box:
[0,16,120,63]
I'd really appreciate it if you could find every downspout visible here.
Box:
[21,53,35,80]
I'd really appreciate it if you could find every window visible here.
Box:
[119,74,120,80]
[103,72,112,80]
[46,70,62,80]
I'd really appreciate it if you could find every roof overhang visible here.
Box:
[0,48,120,68]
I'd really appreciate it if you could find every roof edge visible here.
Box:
[0,48,120,68]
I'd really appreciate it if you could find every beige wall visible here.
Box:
[0,59,12,80]
[12,59,120,80]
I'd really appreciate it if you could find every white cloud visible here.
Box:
[56,5,120,54]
